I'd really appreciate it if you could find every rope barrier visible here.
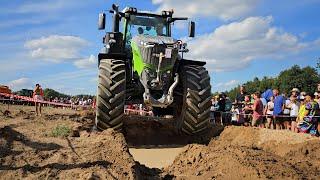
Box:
[211,110,320,118]
[0,93,92,108]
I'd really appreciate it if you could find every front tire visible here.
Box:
[174,65,212,134]
[95,59,126,130]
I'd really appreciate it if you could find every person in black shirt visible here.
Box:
[235,85,247,104]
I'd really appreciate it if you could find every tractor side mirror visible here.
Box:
[188,21,195,37]
[98,13,106,30]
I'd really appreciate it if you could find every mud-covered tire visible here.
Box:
[174,65,211,134]
[95,59,126,130]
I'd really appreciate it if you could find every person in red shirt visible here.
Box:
[245,91,264,127]
[33,84,44,116]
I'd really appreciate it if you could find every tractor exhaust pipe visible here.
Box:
[112,4,120,32]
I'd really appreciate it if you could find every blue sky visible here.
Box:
[0,0,319,95]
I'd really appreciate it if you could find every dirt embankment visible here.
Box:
[0,105,157,179]
[165,126,320,179]
[1,105,320,180]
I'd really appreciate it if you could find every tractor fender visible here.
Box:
[98,52,126,66]
[179,59,206,67]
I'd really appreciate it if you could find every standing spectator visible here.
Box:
[33,84,44,116]
[217,93,226,125]
[317,83,320,92]
[212,96,220,125]
[288,95,299,132]
[231,104,244,126]
[243,95,252,126]
[210,97,218,125]
[224,96,233,125]
[283,94,291,130]
[264,96,274,129]
[273,89,285,130]
[245,92,264,127]
[235,85,247,103]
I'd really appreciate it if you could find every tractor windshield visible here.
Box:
[125,15,168,46]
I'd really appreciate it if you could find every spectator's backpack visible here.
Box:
[225,100,232,111]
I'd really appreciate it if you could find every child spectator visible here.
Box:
[243,95,252,126]
[288,95,299,132]
[231,104,244,126]
[264,96,274,129]
[297,94,319,135]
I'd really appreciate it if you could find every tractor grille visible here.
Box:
[133,35,178,71]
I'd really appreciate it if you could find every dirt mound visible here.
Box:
[164,126,320,179]
[0,105,159,179]
[0,127,144,179]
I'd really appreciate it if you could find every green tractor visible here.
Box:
[96,4,211,134]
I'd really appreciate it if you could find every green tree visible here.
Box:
[43,88,70,99]
[225,65,320,100]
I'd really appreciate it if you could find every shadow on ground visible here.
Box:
[122,115,224,148]
[0,126,62,158]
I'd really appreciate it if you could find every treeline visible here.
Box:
[15,88,94,99]
[224,65,320,101]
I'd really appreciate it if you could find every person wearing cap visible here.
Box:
[291,88,300,96]
[33,84,44,116]
[295,95,306,132]
[287,95,299,132]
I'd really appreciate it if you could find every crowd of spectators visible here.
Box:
[211,84,320,136]
[124,104,153,116]
[0,94,95,109]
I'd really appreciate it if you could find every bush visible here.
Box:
[51,125,71,137]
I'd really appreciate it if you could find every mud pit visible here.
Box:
[1,104,320,179]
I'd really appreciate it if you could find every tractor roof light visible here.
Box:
[162,11,172,17]
[124,7,137,13]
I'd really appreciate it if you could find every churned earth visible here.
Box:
[0,104,319,179]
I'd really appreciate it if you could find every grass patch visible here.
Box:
[51,125,71,137]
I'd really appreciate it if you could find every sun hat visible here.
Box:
[300,91,306,96]
[291,88,300,92]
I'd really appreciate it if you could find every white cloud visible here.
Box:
[10,0,92,14]
[214,79,239,88]
[74,55,97,69]
[185,16,308,72]
[24,35,89,62]
[8,77,33,91]
[152,0,259,20]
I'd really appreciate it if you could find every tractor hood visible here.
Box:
[131,35,178,76]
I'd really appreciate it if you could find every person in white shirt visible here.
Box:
[283,96,291,130]
[287,95,299,132]
[264,96,274,129]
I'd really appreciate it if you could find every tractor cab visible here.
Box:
[123,14,169,47]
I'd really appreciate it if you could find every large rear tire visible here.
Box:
[174,65,211,134]
[95,59,126,130]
